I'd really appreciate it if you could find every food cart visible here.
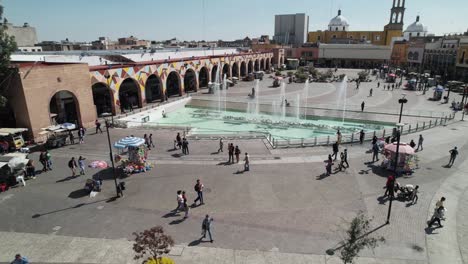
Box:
[114,137,152,174]
[0,128,28,152]
[386,73,396,83]
[431,85,445,101]
[0,152,30,191]
[381,142,418,174]
[272,76,283,87]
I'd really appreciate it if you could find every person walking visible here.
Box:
[369,88,373,97]
[448,147,458,166]
[181,191,189,218]
[68,130,75,145]
[218,138,224,153]
[78,127,85,144]
[95,119,103,134]
[201,214,214,243]
[39,151,48,172]
[325,159,333,176]
[416,134,424,151]
[410,185,419,204]
[427,206,445,228]
[193,179,204,205]
[175,190,183,212]
[332,142,339,161]
[336,130,342,144]
[176,133,182,149]
[143,134,150,149]
[361,101,365,112]
[409,139,416,149]
[377,82,380,88]
[343,149,349,168]
[182,138,189,155]
[244,152,250,171]
[78,156,86,175]
[228,143,234,163]
[384,175,395,198]
[149,134,155,149]
[338,152,346,171]
[235,145,241,163]
[372,143,380,162]
[11,254,29,264]
[46,150,52,170]
[68,157,77,177]
[359,130,365,144]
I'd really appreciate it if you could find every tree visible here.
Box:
[338,212,385,264]
[0,4,18,107]
[133,226,175,264]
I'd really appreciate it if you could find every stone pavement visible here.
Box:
[1,70,467,263]
[0,231,425,264]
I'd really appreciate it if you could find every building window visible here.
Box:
[417,33,420,36]
[332,35,337,39]
[317,36,321,41]
[329,27,332,31]
[460,51,465,64]
[32,49,35,52]
[349,35,353,39]
[343,26,345,31]
[336,27,338,31]
[361,36,366,40]
[409,33,412,37]
[375,35,381,41]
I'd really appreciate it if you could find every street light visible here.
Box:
[386,95,408,224]
[102,114,120,197]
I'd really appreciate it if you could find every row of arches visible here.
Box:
[91,58,272,116]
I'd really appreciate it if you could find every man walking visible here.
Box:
[361,101,365,112]
[95,119,103,134]
[235,145,241,163]
[244,153,250,171]
[359,130,365,144]
[332,141,339,161]
[78,127,85,144]
[448,146,458,166]
[416,134,424,151]
[384,175,395,198]
[201,214,214,243]
[343,149,349,168]
[68,157,77,177]
[228,143,234,163]
[372,143,380,162]
[149,134,155,148]
[428,206,445,228]
[218,138,224,153]
[377,82,380,88]
[194,179,204,205]
[369,88,373,97]
[182,138,189,155]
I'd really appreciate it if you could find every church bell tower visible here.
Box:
[384,0,405,45]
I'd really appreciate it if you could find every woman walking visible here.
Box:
[78,156,86,175]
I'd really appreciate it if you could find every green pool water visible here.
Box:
[149,106,392,139]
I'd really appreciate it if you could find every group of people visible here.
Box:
[143,134,155,150]
[68,156,86,177]
[219,139,250,170]
[175,133,189,155]
[326,131,348,176]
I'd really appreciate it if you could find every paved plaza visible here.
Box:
[1,69,467,264]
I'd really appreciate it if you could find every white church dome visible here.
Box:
[328,10,349,31]
[405,16,426,32]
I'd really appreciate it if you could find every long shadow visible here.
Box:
[424,226,441,235]
[172,153,182,158]
[188,238,211,247]
[56,175,78,183]
[169,218,186,225]
[167,148,177,152]
[365,163,391,178]
[326,223,388,255]
[92,167,127,181]
[377,195,390,204]
[316,173,330,180]
[31,198,112,218]
[68,189,89,199]
[217,161,232,166]
[210,152,220,155]
[162,211,181,218]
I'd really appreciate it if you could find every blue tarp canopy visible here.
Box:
[114,137,145,149]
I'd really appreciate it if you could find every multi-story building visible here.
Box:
[456,36,468,82]
[422,36,460,81]
[308,0,405,46]
[274,13,309,47]
[390,40,408,66]
[2,21,40,52]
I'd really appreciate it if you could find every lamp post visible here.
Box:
[386,95,408,224]
[103,72,115,126]
[103,117,119,197]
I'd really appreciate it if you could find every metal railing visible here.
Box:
[268,113,456,149]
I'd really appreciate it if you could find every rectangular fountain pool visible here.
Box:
[134,106,393,140]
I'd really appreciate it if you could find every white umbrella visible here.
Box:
[8,157,29,172]
[114,136,145,149]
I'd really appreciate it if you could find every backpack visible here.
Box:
[194,183,200,192]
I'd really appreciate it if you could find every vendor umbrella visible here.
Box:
[88,160,108,169]
[384,142,415,155]
[8,157,29,172]
[114,136,145,149]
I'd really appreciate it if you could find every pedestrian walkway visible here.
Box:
[0,231,426,264]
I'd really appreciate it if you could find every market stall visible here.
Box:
[114,137,152,174]
[381,142,418,174]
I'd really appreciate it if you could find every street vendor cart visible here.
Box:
[381,142,418,174]
[114,137,152,174]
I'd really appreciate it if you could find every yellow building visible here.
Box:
[308,0,405,46]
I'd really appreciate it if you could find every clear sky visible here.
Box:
[2,0,467,42]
